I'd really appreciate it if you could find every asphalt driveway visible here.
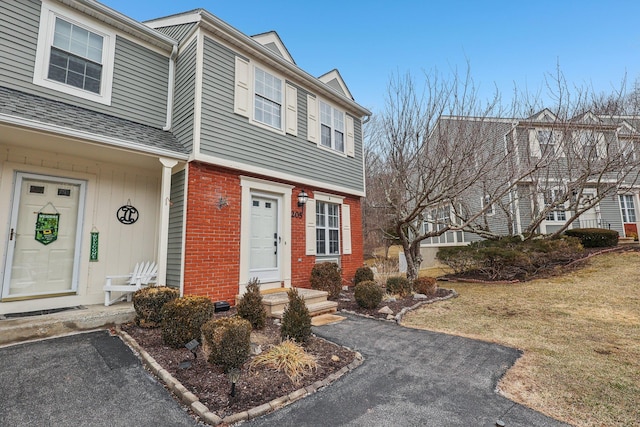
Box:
[0,331,200,427]
[248,314,570,427]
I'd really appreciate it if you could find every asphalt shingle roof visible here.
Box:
[0,86,187,156]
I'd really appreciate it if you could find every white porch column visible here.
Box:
[158,158,178,285]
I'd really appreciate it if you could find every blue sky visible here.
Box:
[101,0,640,115]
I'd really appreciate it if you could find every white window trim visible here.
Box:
[529,128,564,158]
[305,192,352,256]
[481,195,495,216]
[307,96,355,158]
[540,189,568,224]
[234,57,296,136]
[33,0,116,105]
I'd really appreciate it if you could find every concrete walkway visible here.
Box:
[0,330,201,427]
[248,314,570,427]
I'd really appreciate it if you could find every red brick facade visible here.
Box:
[183,162,364,304]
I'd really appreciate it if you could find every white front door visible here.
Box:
[2,173,86,300]
[249,195,280,283]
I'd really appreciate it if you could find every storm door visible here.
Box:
[2,173,85,300]
[249,195,280,283]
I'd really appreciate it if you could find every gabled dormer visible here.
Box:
[251,31,295,64]
[318,69,354,101]
[527,108,558,123]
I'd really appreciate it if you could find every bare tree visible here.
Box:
[366,69,544,280]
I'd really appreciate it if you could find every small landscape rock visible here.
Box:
[386,314,395,320]
[385,297,397,302]
[250,343,262,355]
[331,355,340,362]
[413,293,428,300]
[378,306,394,315]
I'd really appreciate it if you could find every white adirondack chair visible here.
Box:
[103,261,158,306]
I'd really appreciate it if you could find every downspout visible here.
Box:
[163,44,178,131]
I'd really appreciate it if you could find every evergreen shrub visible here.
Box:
[132,286,179,328]
[237,277,267,329]
[385,276,412,297]
[354,280,383,309]
[201,316,251,372]
[280,288,312,343]
[160,295,215,348]
[310,262,342,300]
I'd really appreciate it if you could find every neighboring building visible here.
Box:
[0,0,370,315]
[420,109,640,266]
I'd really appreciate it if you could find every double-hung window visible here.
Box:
[34,1,115,104]
[537,130,555,157]
[320,101,345,153]
[316,201,340,255]
[49,18,103,94]
[544,189,566,221]
[254,68,282,130]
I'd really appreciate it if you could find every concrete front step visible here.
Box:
[259,288,332,317]
[271,300,338,319]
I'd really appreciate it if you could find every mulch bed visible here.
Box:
[120,286,457,421]
[337,287,455,319]
[121,311,355,420]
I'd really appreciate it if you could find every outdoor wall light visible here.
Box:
[297,189,309,207]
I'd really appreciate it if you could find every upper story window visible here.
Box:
[254,68,282,129]
[49,19,103,94]
[575,130,605,160]
[316,201,340,255]
[33,1,115,105]
[537,130,556,157]
[234,57,298,135]
[320,101,345,152]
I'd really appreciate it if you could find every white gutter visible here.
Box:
[163,44,179,131]
[0,114,189,160]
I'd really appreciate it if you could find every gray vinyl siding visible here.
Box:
[517,184,533,232]
[172,39,197,151]
[199,36,364,193]
[0,0,169,128]
[154,23,196,41]
[166,169,185,287]
[599,195,624,234]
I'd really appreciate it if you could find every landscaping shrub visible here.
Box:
[310,262,342,300]
[436,236,584,281]
[132,286,179,328]
[250,340,317,384]
[236,277,267,329]
[354,266,374,285]
[280,288,312,343]
[354,280,383,309]
[413,277,437,295]
[565,228,619,248]
[201,316,251,372]
[161,295,215,348]
[385,276,412,297]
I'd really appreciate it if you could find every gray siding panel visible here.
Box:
[172,39,196,151]
[0,0,169,128]
[599,195,623,234]
[166,169,185,287]
[199,37,364,193]
[155,23,196,41]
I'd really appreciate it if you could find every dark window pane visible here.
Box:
[48,64,67,83]
[68,55,85,73]
[84,76,100,93]
[66,70,84,88]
